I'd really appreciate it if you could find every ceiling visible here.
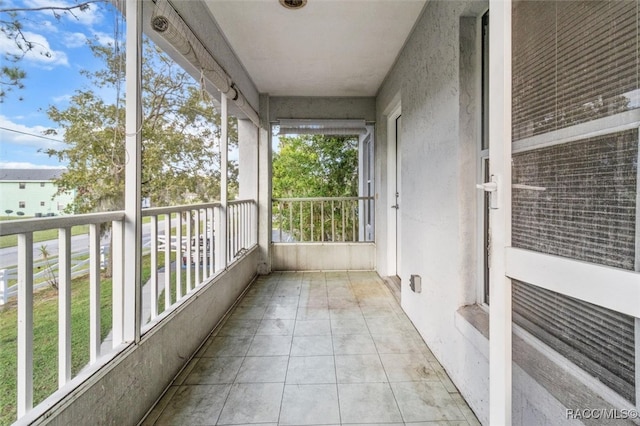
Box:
[203,0,427,97]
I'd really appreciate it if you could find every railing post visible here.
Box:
[214,205,223,273]
[58,227,72,388]
[0,269,6,305]
[89,223,101,363]
[17,232,33,418]
[112,219,124,347]
[150,215,158,320]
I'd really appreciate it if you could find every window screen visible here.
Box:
[511,0,639,403]
[512,130,638,402]
[512,1,639,140]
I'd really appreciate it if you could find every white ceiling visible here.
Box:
[203,0,427,97]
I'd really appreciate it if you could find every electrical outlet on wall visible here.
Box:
[410,275,421,293]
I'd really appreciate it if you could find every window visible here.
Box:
[19,182,25,189]
[511,0,638,403]
[40,182,45,187]
[40,201,45,207]
[19,201,25,208]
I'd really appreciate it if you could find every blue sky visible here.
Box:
[0,0,121,169]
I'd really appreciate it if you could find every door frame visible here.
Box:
[386,103,402,278]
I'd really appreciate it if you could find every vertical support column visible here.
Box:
[17,232,33,418]
[124,0,142,343]
[257,94,271,274]
[220,94,229,270]
[238,119,259,200]
[58,227,72,388]
[489,0,512,424]
[89,223,101,362]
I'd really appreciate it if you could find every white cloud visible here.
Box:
[63,32,88,48]
[52,94,72,103]
[0,31,69,67]
[92,31,115,47]
[24,0,104,27]
[0,115,65,151]
[0,161,64,169]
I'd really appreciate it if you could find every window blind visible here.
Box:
[511,0,639,403]
[512,130,638,402]
[512,1,639,141]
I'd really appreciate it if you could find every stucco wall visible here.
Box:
[272,243,375,271]
[375,1,489,423]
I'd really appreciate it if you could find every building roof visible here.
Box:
[0,168,66,181]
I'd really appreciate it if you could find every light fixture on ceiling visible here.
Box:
[280,0,307,10]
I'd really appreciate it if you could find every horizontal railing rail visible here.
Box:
[272,196,375,243]
[2,199,258,423]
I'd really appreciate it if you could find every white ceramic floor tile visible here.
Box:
[155,385,230,426]
[286,356,336,384]
[332,334,377,355]
[184,356,243,384]
[335,354,388,383]
[390,381,465,423]
[217,383,284,425]
[337,383,402,424]
[379,353,439,382]
[235,356,289,383]
[290,335,334,356]
[247,335,293,356]
[294,319,332,336]
[279,384,340,425]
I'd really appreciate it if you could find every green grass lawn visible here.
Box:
[0,225,89,250]
[0,256,155,425]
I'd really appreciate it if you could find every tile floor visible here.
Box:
[142,271,480,426]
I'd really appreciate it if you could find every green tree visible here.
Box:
[44,37,237,213]
[272,134,359,241]
[273,134,358,198]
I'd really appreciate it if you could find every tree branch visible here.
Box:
[0,1,105,14]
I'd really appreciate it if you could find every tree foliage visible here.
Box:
[272,134,360,241]
[272,134,358,198]
[0,0,106,102]
[44,37,237,213]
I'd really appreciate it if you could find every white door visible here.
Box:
[386,106,402,280]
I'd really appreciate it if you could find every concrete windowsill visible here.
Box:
[456,304,639,426]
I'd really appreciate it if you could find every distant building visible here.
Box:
[0,168,75,217]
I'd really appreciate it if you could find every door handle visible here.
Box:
[391,204,399,209]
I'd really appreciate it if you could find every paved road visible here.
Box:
[0,219,170,269]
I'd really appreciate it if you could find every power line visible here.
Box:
[0,126,63,143]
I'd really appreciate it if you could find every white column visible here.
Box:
[124,0,142,343]
[238,119,259,201]
[219,94,228,269]
[257,94,271,273]
[489,0,513,424]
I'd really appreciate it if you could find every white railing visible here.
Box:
[272,196,375,243]
[0,211,125,419]
[0,199,257,423]
[228,200,257,264]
